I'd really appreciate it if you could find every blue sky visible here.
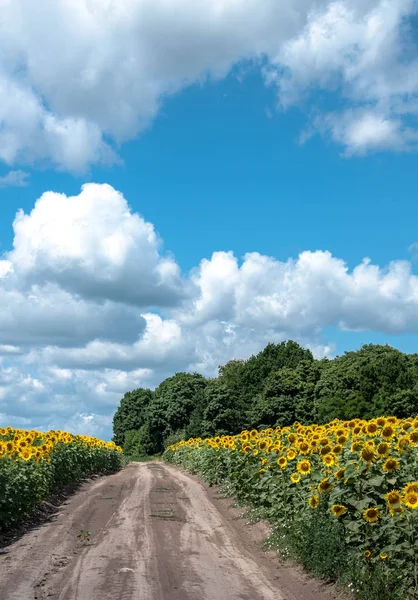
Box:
[1,0,418,438]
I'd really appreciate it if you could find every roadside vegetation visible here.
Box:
[113,340,418,457]
[165,417,418,600]
[0,427,122,529]
[114,339,418,598]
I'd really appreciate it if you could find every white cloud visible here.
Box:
[313,110,418,154]
[6,183,185,306]
[2,182,418,439]
[0,0,417,171]
[0,169,29,187]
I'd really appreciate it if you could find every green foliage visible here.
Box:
[112,388,153,446]
[315,345,418,422]
[112,341,418,460]
[201,379,245,437]
[146,372,207,453]
[0,443,121,529]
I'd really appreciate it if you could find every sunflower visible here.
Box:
[331,504,347,517]
[334,467,345,481]
[323,454,337,467]
[277,456,287,469]
[404,492,418,509]
[287,449,297,460]
[290,472,301,484]
[360,446,375,464]
[298,441,310,454]
[363,507,380,523]
[296,459,311,475]
[397,436,409,452]
[308,495,319,509]
[383,457,399,473]
[385,490,401,507]
[258,468,267,474]
[351,441,362,452]
[382,425,395,439]
[318,478,333,493]
[366,422,378,435]
[403,482,418,495]
[364,550,371,559]
[380,552,388,560]
[408,430,418,445]
[376,442,390,457]
[390,506,404,517]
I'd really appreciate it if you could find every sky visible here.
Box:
[1,0,418,440]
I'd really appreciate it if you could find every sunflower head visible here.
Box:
[296,459,311,475]
[363,550,371,559]
[376,442,390,457]
[360,446,375,464]
[383,457,399,473]
[290,472,301,484]
[404,492,418,509]
[385,490,401,507]
[324,453,338,467]
[397,436,410,452]
[318,478,333,493]
[287,449,297,460]
[277,456,287,469]
[390,506,404,517]
[366,422,378,435]
[320,445,332,456]
[363,507,380,523]
[308,495,319,509]
[334,467,345,481]
[298,441,310,454]
[403,482,418,495]
[408,430,418,445]
[331,504,347,517]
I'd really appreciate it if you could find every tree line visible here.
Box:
[112,341,418,456]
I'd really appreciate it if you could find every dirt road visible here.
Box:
[0,463,343,600]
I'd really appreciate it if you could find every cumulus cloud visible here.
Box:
[181,250,418,335]
[5,183,185,306]
[2,182,418,438]
[0,0,417,172]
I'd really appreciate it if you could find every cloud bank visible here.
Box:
[1,183,418,438]
[0,0,417,172]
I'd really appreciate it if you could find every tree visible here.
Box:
[247,360,319,428]
[112,388,153,446]
[233,341,314,406]
[201,379,245,437]
[146,372,207,452]
[315,344,418,422]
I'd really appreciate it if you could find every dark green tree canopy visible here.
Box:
[112,387,153,447]
[112,341,418,456]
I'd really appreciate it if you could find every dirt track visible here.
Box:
[0,462,344,600]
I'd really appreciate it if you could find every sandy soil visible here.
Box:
[0,462,348,600]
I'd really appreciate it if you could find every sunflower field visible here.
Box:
[0,426,122,529]
[165,416,418,600]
